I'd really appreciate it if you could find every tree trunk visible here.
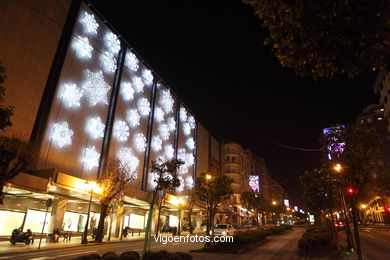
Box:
[351,204,362,260]
[155,195,164,236]
[95,203,109,242]
[0,180,5,205]
[188,201,193,234]
[256,210,260,230]
[143,191,157,255]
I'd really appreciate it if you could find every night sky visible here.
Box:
[89,0,378,208]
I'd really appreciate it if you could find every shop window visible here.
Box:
[63,211,88,232]
[0,210,25,236]
[129,213,145,229]
[168,215,179,227]
[24,209,51,233]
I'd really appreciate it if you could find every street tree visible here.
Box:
[242,0,390,79]
[0,135,36,204]
[195,172,233,236]
[241,191,256,230]
[95,160,136,242]
[143,159,183,254]
[0,62,13,130]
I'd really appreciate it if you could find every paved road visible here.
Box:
[359,226,390,260]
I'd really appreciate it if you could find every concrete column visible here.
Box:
[114,204,124,237]
[47,197,68,234]
[150,206,159,234]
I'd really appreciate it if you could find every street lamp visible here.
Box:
[206,174,212,180]
[81,181,97,244]
[170,196,185,235]
[205,174,212,234]
[333,163,343,173]
[272,201,277,206]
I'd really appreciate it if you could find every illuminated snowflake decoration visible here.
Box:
[182,122,191,136]
[167,117,176,132]
[59,83,83,108]
[185,152,195,167]
[104,32,121,54]
[137,98,151,117]
[180,107,187,122]
[72,36,93,58]
[114,120,130,142]
[177,176,184,192]
[127,109,140,127]
[177,148,188,174]
[101,51,117,73]
[86,116,105,139]
[149,172,159,189]
[164,144,175,160]
[186,176,194,189]
[154,107,165,122]
[82,70,110,106]
[81,146,100,170]
[151,135,162,152]
[117,147,139,174]
[80,12,99,35]
[132,76,144,93]
[142,69,153,85]
[126,51,139,71]
[186,137,195,150]
[159,90,174,113]
[121,82,134,101]
[188,116,196,129]
[158,124,170,140]
[133,133,146,153]
[50,121,73,148]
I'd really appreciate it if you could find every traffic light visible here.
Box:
[347,187,355,195]
[385,207,390,213]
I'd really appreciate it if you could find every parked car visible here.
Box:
[213,224,235,236]
[334,221,346,231]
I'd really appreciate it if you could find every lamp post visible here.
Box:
[205,174,212,235]
[169,196,185,235]
[81,181,96,244]
[272,201,277,225]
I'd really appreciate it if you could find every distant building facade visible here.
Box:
[373,71,390,132]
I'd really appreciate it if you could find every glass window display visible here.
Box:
[0,210,25,236]
[24,209,51,233]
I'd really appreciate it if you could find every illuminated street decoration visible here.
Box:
[133,133,146,153]
[182,122,191,136]
[159,90,174,113]
[185,152,194,167]
[284,199,290,207]
[59,83,83,108]
[180,107,187,122]
[121,82,134,101]
[249,175,259,192]
[50,121,74,148]
[154,107,165,122]
[323,126,345,160]
[133,76,144,93]
[80,11,99,35]
[104,32,121,54]
[158,124,170,140]
[72,36,93,58]
[164,144,174,160]
[86,116,105,139]
[177,148,188,173]
[137,98,150,117]
[82,70,110,106]
[186,137,195,150]
[142,69,153,85]
[188,116,196,129]
[117,147,139,174]
[101,51,117,73]
[127,109,140,127]
[81,146,100,170]
[151,135,162,152]
[177,176,184,192]
[150,172,159,188]
[125,51,139,71]
[114,120,130,142]
[167,117,176,132]
[185,176,194,189]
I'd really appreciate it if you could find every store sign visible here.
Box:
[249,175,259,192]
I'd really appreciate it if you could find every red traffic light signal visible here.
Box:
[347,187,356,195]
[385,207,390,213]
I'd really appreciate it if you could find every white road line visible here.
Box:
[55,250,96,257]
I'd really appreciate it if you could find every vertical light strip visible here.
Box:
[193,119,198,180]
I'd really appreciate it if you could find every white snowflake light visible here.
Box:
[142,69,153,85]
[59,83,82,108]
[177,148,188,174]
[182,122,191,136]
[117,147,139,174]
[167,117,176,132]
[180,107,187,122]
[186,176,194,189]
[114,120,130,142]
[104,32,121,54]
[126,51,139,71]
[127,109,140,127]
[149,172,159,189]
[81,146,100,170]
[158,124,170,140]
[86,116,105,139]
[72,36,93,58]
[185,152,195,167]
[186,137,195,150]
[159,89,174,114]
[177,176,184,192]
[154,107,165,123]
[133,133,146,153]
[82,70,111,106]
[151,135,162,151]
[50,121,73,148]
[164,144,175,160]
[101,51,117,73]
[132,76,144,93]
[188,116,196,129]
[80,11,99,35]
[121,82,134,101]
[137,98,150,117]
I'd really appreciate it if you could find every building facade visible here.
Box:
[373,71,390,132]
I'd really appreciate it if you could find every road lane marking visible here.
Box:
[55,250,96,257]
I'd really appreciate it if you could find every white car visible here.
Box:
[213,224,235,236]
